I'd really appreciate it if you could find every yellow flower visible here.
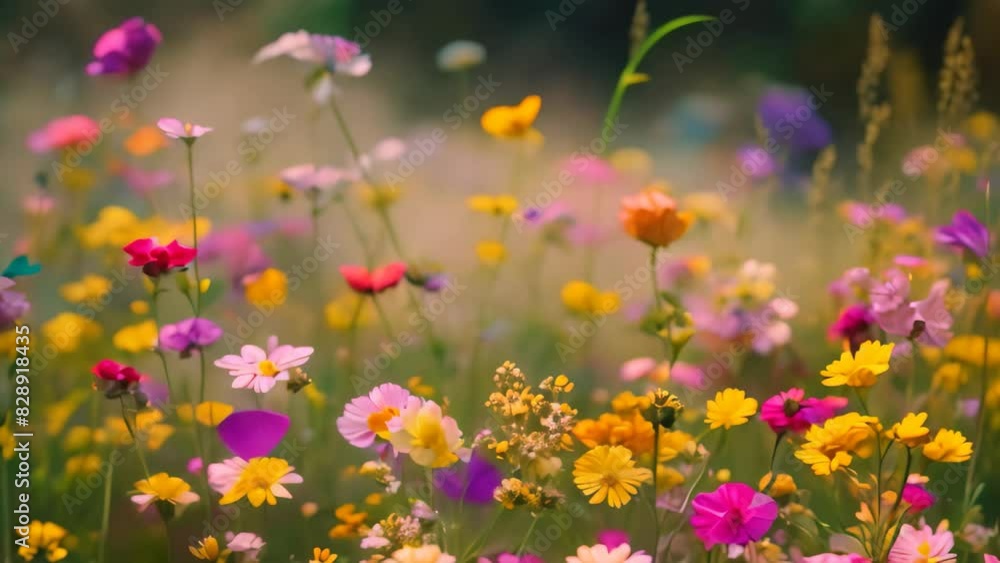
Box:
[574,445,652,508]
[124,125,168,156]
[244,267,287,307]
[16,521,69,562]
[59,275,112,304]
[611,390,650,414]
[609,147,653,179]
[794,413,880,476]
[77,206,144,249]
[65,454,102,477]
[328,503,368,538]
[704,388,758,430]
[932,362,968,392]
[62,426,105,452]
[309,547,338,563]
[219,457,303,507]
[656,465,686,491]
[944,335,1000,367]
[467,194,518,216]
[325,292,372,331]
[407,376,435,398]
[481,95,541,139]
[131,472,200,512]
[657,429,694,463]
[886,412,931,447]
[922,429,973,463]
[177,402,234,426]
[387,400,466,468]
[112,320,158,354]
[475,240,507,266]
[190,537,230,562]
[560,281,620,316]
[105,410,174,451]
[966,111,999,142]
[758,472,797,497]
[359,183,402,209]
[41,312,101,353]
[820,340,894,388]
[45,392,87,435]
[130,300,150,315]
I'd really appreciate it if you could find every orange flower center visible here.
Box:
[366,407,399,434]
[258,360,279,377]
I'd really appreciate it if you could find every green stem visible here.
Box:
[184,143,202,316]
[98,449,114,563]
[964,298,991,510]
[761,432,785,493]
[515,515,541,556]
[662,431,723,560]
[120,397,152,479]
[459,506,503,561]
[371,296,395,341]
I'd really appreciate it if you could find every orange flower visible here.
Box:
[124,125,168,156]
[481,95,541,140]
[619,188,693,247]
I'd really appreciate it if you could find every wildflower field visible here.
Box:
[2,2,999,562]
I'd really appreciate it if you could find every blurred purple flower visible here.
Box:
[200,227,272,287]
[217,410,291,459]
[735,145,777,180]
[0,278,30,331]
[936,210,989,258]
[435,452,502,504]
[86,17,162,76]
[159,317,222,356]
[757,87,833,151]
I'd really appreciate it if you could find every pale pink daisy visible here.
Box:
[226,532,265,560]
[337,383,412,448]
[888,522,957,563]
[157,117,213,141]
[565,543,652,563]
[214,336,314,393]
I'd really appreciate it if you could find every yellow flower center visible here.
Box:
[366,407,399,435]
[258,360,279,377]
[184,122,194,135]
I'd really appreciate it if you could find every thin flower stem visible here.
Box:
[120,397,152,480]
[761,432,785,493]
[515,515,541,556]
[184,143,202,316]
[964,297,991,511]
[98,449,114,563]
[459,505,503,561]
[663,431,723,561]
[888,446,912,521]
[371,296,395,341]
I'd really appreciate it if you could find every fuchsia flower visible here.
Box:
[214,336,314,394]
[157,118,213,141]
[690,483,778,549]
[597,530,630,550]
[901,476,936,514]
[85,17,161,76]
[337,383,412,447]
[218,410,291,459]
[123,238,196,277]
[803,555,870,563]
[888,522,956,563]
[828,304,876,352]
[340,262,407,294]
[159,318,222,356]
[760,388,848,434]
[936,210,990,259]
[478,555,543,563]
[27,115,101,154]
[92,359,143,383]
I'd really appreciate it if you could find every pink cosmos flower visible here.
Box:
[22,194,55,217]
[759,388,848,434]
[619,357,657,381]
[157,118,213,141]
[340,262,407,294]
[27,115,101,154]
[565,543,651,563]
[690,483,778,549]
[187,457,204,475]
[123,238,196,277]
[226,532,265,559]
[803,555,870,563]
[213,336,314,394]
[888,522,956,563]
[206,456,303,496]
[279,164,357,194]
[86,17,161,76]
[252,31,371,76]
[560,155,618,187]
[337,383,412,448]
[985,556,998,563]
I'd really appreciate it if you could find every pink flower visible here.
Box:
[213,336,314,394]
[619,357,657,381]
[560,155,618,187]
[279,164,357,194]
[337,383,412,448]
[187,457,204,475]
[888,522,956,563]
[86,17,161,76]
[91,359,143,383]
[226,532,265,559]
[901,479,936,514]
[157,118,213,141]
[803,555,870,563]
[27,115,101,154]
[597,530,630,550]
[121,166,174,195]
[340,262,407,294]
[123,238,196,277]
[565,543,651,563]
[759,388,848,434]
[22,194,55,217]
[252,31,371,76]
[690,483,778,549]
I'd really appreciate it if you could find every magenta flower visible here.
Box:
[560,155,618,186]
[217,410,290,459]
[121,166,174,195]
[123,237,196,277]
[936,210,989,259]
[902,480,936,514]
[760,388,848,434]
[92,359,143,383]
[159,318,222,356]
[478,555,543,563]
[27,115,101,154]
[157,118,213,142]
[86,17,161,76]
[597,529,630,550]
[735,145,778,180]
[690,483,778,549]
[803,555,870,563]
[213,336,314,394]
[827,304,875,351]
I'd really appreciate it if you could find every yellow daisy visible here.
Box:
[573,445,652,508]
[820,340,894,387]
[704,388,758,430]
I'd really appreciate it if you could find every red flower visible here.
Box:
[91,359,143,383]
[123,238,196,277]
[340,262,407,294]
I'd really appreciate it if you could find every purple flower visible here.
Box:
[0,277,30,331]
[757,87,833,151]
[159,317,222,356]
[477,554,543,563]
[691,483,778,549]
[86,17,162,76]
[435,452,502,504]
[217,410,290,459]
[936,210,989,258]
[735,145,778,180]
